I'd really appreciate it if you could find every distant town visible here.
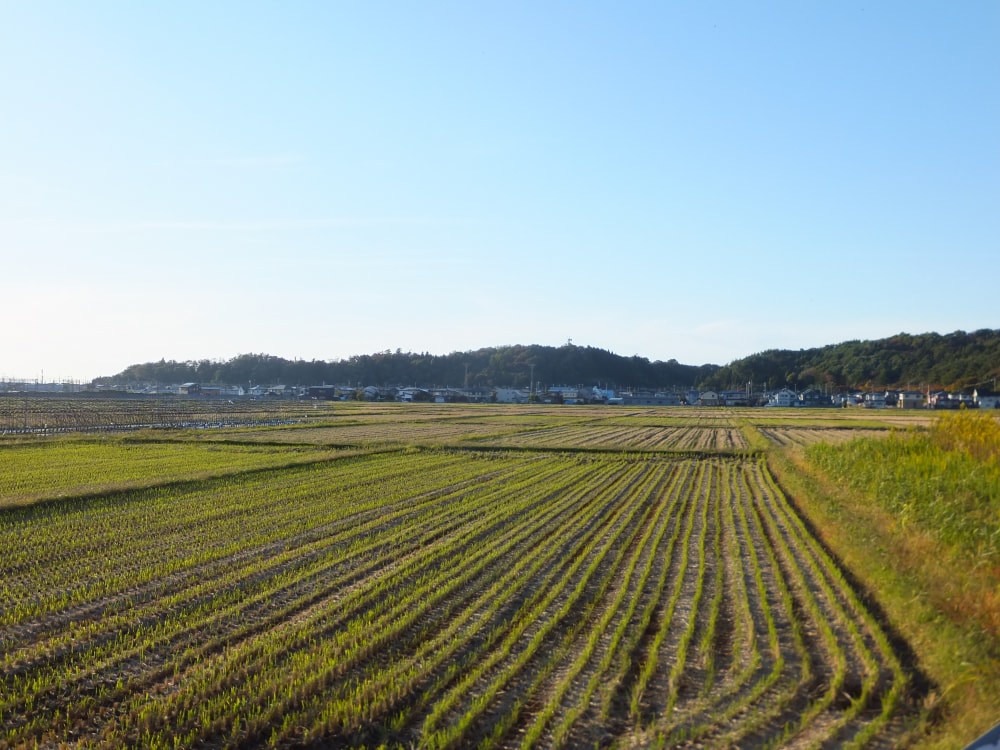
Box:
[2,379,998,410]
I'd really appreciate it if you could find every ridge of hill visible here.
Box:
[701,329,1000,392]
[97,329,1000,392]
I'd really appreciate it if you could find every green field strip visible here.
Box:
[675,461,805,749]
[652,461,768,746]
[1,453,535,671]
[628,460,707,728]
[649,458,715,726]
[100,458,585,747]
[652,463,733,745]
[1,452,540,664]
[417,463,674,746]
[584,462,699,736]
[747,415,923,430]
[0,438,356,508]
[671,466,732,724]
[247,462,628,748]
[510,462,682,749]
[666,461,719,712]
[544,464,696,748]
[688,457,894,749]
[0,397,333,433]
[596,416,739,428]
[354,464,656,750]
[0,451,483,623]
[643,460,714,725]
[756,458,891,686]
[199,421,535,447]
[691,462,726,701]
[0,456,564,744]
[754,461,911,746]
[285,462,633,745]
[706,460,823,749]
[756,426,896,448]
[417,464,661,749]
[92,459,628,747]
[733,461,850,747]
[636,460,774,747]
[459,424,751,454]
[463,470,673,750]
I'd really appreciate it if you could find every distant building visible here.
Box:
[928,391,958,409]
[621,392,680,406]
[398,387,431,402]
[896,391,924,409]
[698,390,721,406]
[974,389,1000,409]
[798,389,832,407]
[547,386,589,404]
[494,388,529,404]
[767,389,797,408]
[861,392,886,409]
[308,385,341,400]
[719,390,748,406]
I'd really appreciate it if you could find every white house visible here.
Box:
[974,389,1000,409]
[698,390,721,406]
[767,388,797,407]
[494,388,529,404]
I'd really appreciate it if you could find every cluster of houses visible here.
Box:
[332,384,1000,409]
[495,385,1000,409]
[5,380,998,410]
[760,387,999,409]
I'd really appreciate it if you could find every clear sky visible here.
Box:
[2,1,997,382]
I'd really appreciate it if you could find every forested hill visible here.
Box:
[99,330,1000,392]
[699,329,1000,392]
[99,345,720,391]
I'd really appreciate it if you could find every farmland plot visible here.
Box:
[0,442,917,748]
[469,424,749,452]
[0,396,330,434]
[204,421,528,447]
[755,427,891,448]
[0,439,344,509]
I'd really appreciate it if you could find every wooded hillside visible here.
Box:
[100,345,718,391]
[99,330,1000,392]
[701,329,1000,392]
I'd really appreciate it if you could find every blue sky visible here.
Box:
[2,2,997,381]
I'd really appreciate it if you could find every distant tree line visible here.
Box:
[98,345,719,391]
[699,329,1000,392]
[96,330,1000,393]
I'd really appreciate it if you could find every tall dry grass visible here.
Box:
[807,411,1000,564]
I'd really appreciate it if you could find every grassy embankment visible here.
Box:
[757,410,1000,748]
